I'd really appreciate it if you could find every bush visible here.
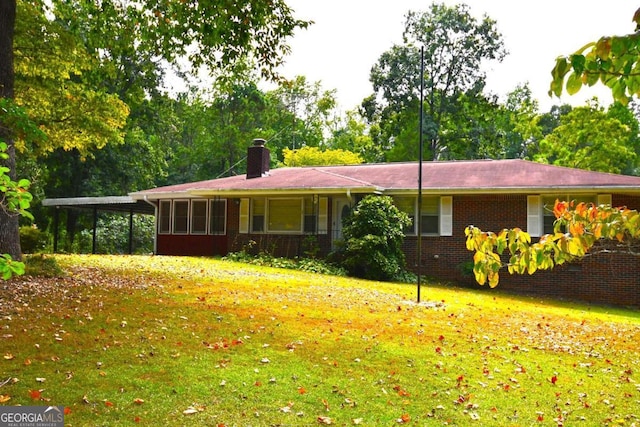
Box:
[335,195,412,281]
[74,214,154,254]
[23,254,64,277]
[20,225,49,254]
[223,246,346,277]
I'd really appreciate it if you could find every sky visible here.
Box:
[275,1,637,112]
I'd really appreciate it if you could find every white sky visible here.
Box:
[276,1,637,112]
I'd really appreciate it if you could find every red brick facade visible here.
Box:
[220,194,640,307]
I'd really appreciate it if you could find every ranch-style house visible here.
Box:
[125,140,640,307]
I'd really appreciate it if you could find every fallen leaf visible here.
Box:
[133,398,145,405]
[352,418,363,425]
[3,353,14,360]
[0,394,10,403]
[398,413,411,423]
[29,390,42,400]
[105,400,114,407]
[317,416,333,425]
[36,377,46,383]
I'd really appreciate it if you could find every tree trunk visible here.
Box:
[0,0,21,260]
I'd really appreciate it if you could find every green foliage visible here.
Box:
[465,200,640,287]
[73,214,154,254]
[550,8,640,105]
[533,100,637,173]
[282,146,363,166]
[0,254,25,279]
[0,142,32,221]
[0,140,33,279]
[337,195,412,281]
[368,3,506,160]
[23,254,64,277]
[19,225,48,253]
[223,250,346,277]
[14,1,129,158]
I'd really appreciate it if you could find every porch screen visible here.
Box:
[190,200,207,234]
[173,200,189,234]
[268,199,302,232]
[209,199,226,235]
[158,200,171,234]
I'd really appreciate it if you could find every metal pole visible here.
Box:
[128,210,134,254]
[417,46,424,303]
[92,207,97,254]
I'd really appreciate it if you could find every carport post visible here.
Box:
[53,207,59,253]
[92,207,97,254]
[128,209,134,254]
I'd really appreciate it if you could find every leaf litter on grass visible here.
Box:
[1,254,639,426]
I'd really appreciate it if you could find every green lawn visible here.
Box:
[1,255,638,426]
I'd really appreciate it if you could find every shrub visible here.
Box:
[223,249,346,277]
[20,225,49,253]
[74,214,154,254]
[23,254,64,277]
[336,195,412,281]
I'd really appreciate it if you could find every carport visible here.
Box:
[42,196,156,254]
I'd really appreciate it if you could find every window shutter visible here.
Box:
[239,198,249,233]
[527,195,542,237]
[440,196,453,236]
[318,197,328,235]
[597,194,612,206]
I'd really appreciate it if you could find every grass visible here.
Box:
[0,254,639,426]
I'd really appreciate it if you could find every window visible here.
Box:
[240,196,327,235]
[268,198,303,232]
[209,199,226,235]
[542,194,596,234]
[157,199,227,235]
[173,200,189,234]
[304,197,317,233]
[420,196,439,235]
[191,200,208,234]
[528,194,607,236]
[392,196,453,236]
[158,200,171,234]
[393,197,416,234]
[252,198,265,232]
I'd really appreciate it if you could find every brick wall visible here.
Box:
[223,193,640,307]
[401,194,640,307]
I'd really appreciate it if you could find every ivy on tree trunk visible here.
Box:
[0,0,20,260]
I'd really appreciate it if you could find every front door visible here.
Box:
[332,198,352,246]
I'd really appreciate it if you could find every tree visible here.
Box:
[0,0,20,259]
[367,3,506,160]
[550,7,640,105]
[0,140,32,278]
[327,110,381,163]
[282,146,363,166]
[265,76,338,157]
[533,100,637,174]
[465,200,640,288]
[0,0,310,258]
[336,195,412,281]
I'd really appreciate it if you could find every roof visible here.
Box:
[130,159,640,199]
[42,196,155,214]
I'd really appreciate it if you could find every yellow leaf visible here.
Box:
[0,394,10,403]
